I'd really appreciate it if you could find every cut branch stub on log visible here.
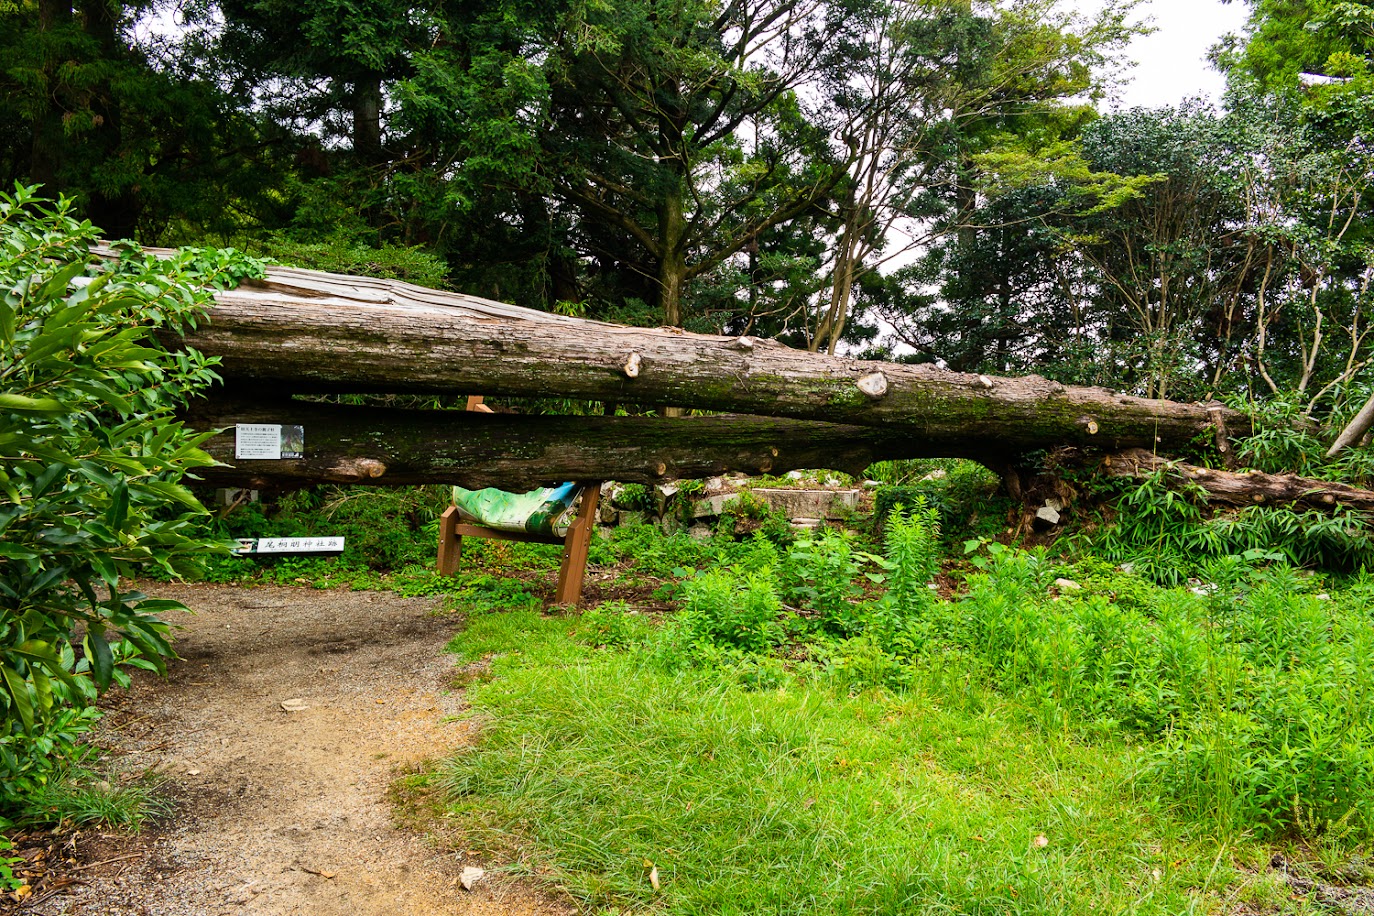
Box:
[145,255,1252,456]
[1103,448,1374,514]
[186,397,987,490]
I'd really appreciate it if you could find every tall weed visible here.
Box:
[655,570,783,665]
[930,548,1374,838]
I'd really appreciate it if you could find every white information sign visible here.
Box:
[235,424,305,460]
[253,537,346,554]
[236,424,282,460]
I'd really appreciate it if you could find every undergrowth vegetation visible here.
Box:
[412,487,1374,913]
[1093,470,1374,584]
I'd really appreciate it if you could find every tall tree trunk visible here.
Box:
[29,0,74,194]
[353,71,384,166]
[185,397,978,490]
[1327,390,1374,458]
[139,252,1253,452]
[814,189,859,355]
[657,183,688,328]
[77,0,139,238]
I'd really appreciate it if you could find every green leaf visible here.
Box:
[30,461,65,499]
[13,640,78,692]
[0,393,65,414]
[0,297,14,348]
[31,667,52,713]
[106,482,129,531]
[34,260,88,304]
[0,666,34,733]
[89,553,118,587]
[84,631,114,691]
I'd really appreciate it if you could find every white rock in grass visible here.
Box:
[1053,578,1081,591]
[459,866,485,891]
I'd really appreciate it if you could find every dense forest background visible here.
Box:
[3,0,1372,415]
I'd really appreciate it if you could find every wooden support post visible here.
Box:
[436,506,462,576]
[555,483,601,607]
[436,485,602,606]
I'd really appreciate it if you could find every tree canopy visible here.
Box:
[0,0,1369,432]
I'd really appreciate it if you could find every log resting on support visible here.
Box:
[1103,448,1374,514]
[150,256,1251,455]
[185,397,991,490]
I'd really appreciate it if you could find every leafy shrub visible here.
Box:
[820,635,912,692]
[207,485,451,575]
[656,570,783,663]
[874,461,1005,544]
[0,187,247,809]
[1236,388,1374,488]
[876,499,942,624]
[614,483,656,513]
[579,600,643,649]
[911,542,1374,837]
[872,485,926,535]
[248,231,450,289]
[779,529,863,636]
[1235,394,1331,478]
[717,490,795,547]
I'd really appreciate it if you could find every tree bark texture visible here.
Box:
[1103,448,1374,514]
[184,396,994,490]
[156,259,1251,455]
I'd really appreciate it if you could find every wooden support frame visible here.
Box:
[436,483,602,606]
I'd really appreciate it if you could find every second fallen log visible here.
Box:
[186,398,974,490]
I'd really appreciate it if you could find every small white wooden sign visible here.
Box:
[255,537,346,554]
[234,537,346,555]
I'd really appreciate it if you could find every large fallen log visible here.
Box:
[158,259,1249,456]
[186,397,985,490]
[186,399,1374,517]
[1103,448,1374,514]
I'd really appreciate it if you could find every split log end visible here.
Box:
[857,372,888,398]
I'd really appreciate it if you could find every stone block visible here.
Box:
[692,493,741,518]
[749,488,860,519]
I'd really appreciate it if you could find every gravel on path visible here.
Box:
[21,583,568,916]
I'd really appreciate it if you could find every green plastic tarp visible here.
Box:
[451,482,581,538]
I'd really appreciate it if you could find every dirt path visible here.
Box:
[27,583,569,916]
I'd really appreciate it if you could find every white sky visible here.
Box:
[1106,0,1253,109]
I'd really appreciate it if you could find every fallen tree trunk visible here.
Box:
[1103,448,1374,514]
[152,258,1249,456]
[186,397,973,490]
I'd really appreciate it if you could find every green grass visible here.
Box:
[16,764,170,829]
[426,608,1309,915]
[196,482,1373,913]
